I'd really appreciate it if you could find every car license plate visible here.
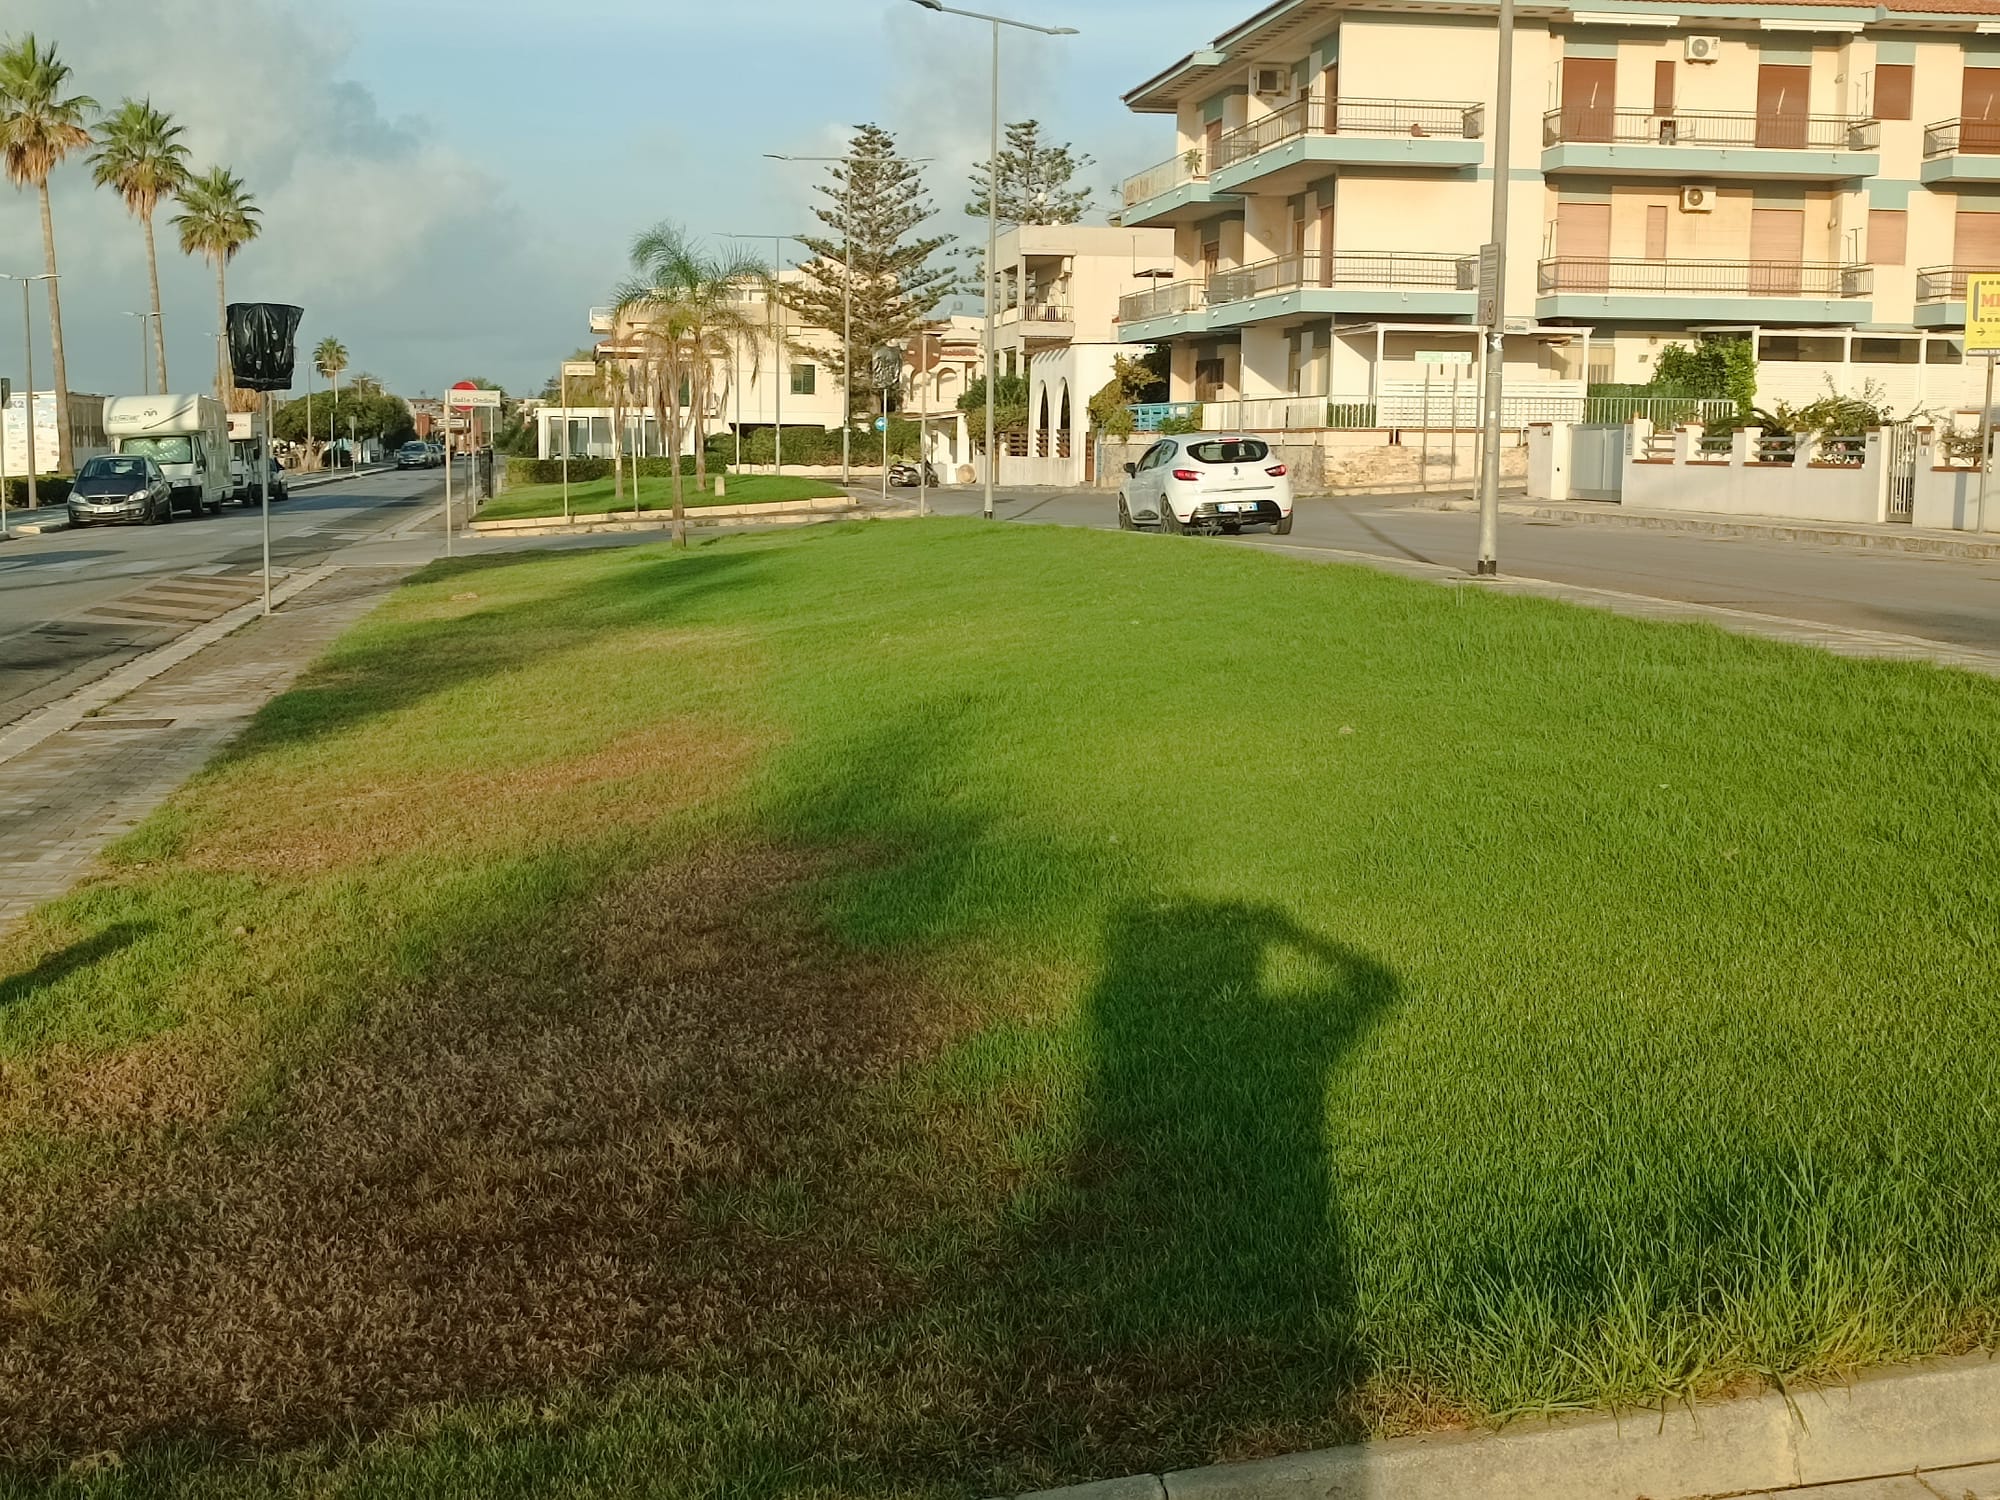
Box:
[1220,501,1253,512]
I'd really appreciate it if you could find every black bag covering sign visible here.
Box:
[226,302,304,392]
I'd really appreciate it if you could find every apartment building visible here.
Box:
[1116,0,2000,428]
[990,223,1174,483]
[536,275,847,461]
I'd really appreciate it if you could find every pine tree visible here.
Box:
[965,119,1094,227]
[784,124,955,418]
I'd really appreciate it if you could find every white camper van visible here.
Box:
[227,410,261,505]
[102,395,228,516]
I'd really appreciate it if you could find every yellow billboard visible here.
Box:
[1968,273,2000,352]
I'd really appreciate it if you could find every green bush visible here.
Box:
[506,456,719,487]
[3,475,71,508]
[1158,406,1203,436]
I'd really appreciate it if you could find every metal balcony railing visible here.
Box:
[1924,118,2000,157]
[1118,279,1209,324]
[1543,108,1878,150]
[1915,264,2000,302]
[1537,257,1872,298]
[1208,251,1477,305]
[1214,96,1484,168]
[1122,151,1207,206]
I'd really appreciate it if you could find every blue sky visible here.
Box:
[0,0,1224,402]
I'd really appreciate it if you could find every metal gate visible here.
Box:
[1883,421,1916,523]
[1571,423,1626,502]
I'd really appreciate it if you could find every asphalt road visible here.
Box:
[0,467,442,730]
[921,484,2000,655]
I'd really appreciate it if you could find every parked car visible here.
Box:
[425,442,444,467]
[67,454,174,527]
[1118,433,1294,535]
[241,456,289,505]
[396,441,430,470]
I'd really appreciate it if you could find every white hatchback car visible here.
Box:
[1118,432,1295,535]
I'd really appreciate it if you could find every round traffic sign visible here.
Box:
[874,416,888,433]
[449,380,477,411]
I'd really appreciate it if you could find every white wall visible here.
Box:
[1621,422,1891,523]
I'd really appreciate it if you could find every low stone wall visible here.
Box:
[1098,430,1527,495]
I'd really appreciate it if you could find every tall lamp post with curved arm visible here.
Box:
[907,0,1078,520]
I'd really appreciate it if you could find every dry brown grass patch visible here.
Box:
[0,846,964,1462]
[183,719,768,878]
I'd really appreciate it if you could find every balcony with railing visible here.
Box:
[1920,119,2000,185]
[1204,250,1477,322]
[1117,279,1210,338]
[1209,96,1485,190]
[1914,263,2000,325]
[1542,107,1878,178]
[1537,256,1874,319]
[1119,150,1226,227]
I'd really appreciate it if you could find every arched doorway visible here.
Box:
[1056,383,1072,461]
[1036,387,1052,458]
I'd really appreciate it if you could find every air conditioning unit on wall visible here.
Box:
[1681,184,1717,212]
[1253,66,1294,98]
[1685,35,1721,62]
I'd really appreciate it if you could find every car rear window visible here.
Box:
[1185,439,1270,464]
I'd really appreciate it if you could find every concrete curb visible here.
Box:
[1009,1352,2000,1500]
[1414,496,2000,560]
[0,564,339,769]
[466,497,869,538]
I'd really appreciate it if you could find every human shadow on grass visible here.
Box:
[0,923,148,1018]
[970,899,1401,1488]
[231,546,766,755]
[763,701,1403,1485]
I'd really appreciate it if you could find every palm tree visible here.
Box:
[91,99,188,396]
[314,337,348,462]
[0,35,95,473]
[613,224,763,545]
[173,166,260,403]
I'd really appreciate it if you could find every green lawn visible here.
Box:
[2,519,1998,1497]
[478,472,847,522]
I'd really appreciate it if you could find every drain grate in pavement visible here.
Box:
[71,718,176,731]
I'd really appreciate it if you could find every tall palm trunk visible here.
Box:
[38,183,73,474]
[214,260,228,402]
[611,381,624,506]
[662,358,687,549]
[142,211,168,392]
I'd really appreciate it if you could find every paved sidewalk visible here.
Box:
[0,568,405,932]
[1417,492,2000,561]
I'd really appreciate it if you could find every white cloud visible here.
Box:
[0,0,578,398]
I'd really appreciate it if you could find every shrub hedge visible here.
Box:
[506,457,712,487]
[3,476,71,507]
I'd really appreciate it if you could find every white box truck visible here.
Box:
[102,395,228,517]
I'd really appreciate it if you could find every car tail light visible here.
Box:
[1171,469,1201,481]
[1266,465,1288,477]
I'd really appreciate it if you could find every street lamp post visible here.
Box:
[1475,0,1517,576]
[766,152,933,491]
[908,1,1078,520]
[1,273,57,512]
[122,312,155,394]
[724,232,804,478]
